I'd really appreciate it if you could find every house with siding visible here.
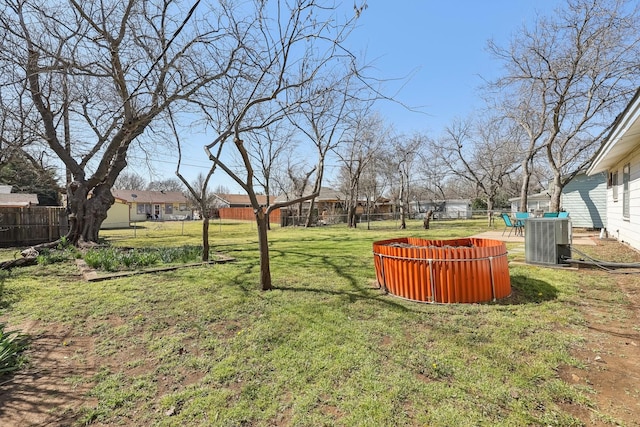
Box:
[102,197,130,229]
[587,88,640,250]
[410,199,473,219]
[274,187,393,217]
[211,193,275,222]
[110,189,192,222]
[0,185,39,207]
[212,193,269,208]
[508,173,606,229]
[509,192,551,214]
[560,172,606,229]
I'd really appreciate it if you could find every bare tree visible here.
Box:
[244,120,296,229]
[180,171,217,261]
[147,179,184,193]
[114,172,147,190]
[0,0,238,245]
[418,138,451,202]
[287,71,359,227]
[439,117,520,225]
[483,89,547,213]
[488,0,640,211]
[169,105,218,262]
[212,184,230,195]
[387,134,423,229]
[283,161,316,225]
[0,85,37,168]
[0,85,61,205]
[359,150,390,229]
[334,111,386,227]
[202,0,366,290]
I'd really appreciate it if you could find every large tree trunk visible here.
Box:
[296,201,304,226]
[255,208,272,291]
[486,197,494,227]
[66,181,114,245]
[519,158,532,213]
[398,190,407,229]
[365,198,372,230]
[347,203,356,228]
[202,217,210,261]
[549,173,563,212]
[399,204,407,229]
[305,198,316,227]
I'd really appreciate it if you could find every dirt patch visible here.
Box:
[558,241,640,426]
[0,321,97,426]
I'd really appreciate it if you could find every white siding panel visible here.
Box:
[606,148,640,250]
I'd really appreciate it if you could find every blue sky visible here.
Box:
[346,1,562,136]
[148,1,564,191]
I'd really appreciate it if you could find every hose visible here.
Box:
[564,246,640,273]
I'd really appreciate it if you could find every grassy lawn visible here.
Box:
[0,219,618,425]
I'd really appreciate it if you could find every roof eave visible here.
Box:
[588,87,640,175]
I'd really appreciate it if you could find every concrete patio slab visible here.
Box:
[471,230,597,246]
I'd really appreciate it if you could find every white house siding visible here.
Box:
[444,200,472,219]
[102,200,130,229]
[111,190,191,222]
[560,173,606,229]
[129,202,192,222]
[412,200,472,219]
[509,194,551,213]
[604,150,640,249]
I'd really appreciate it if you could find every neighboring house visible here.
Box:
[102,197,130,229]
[297,187,347,214]
[274,187,393,217]
[560,172,607,229]
[0,185,39,207]
[587,88,640,250]
[509,192,551,214]
[213,193,269,207]
[110,189,192,222]
[410,199,472,219]
[213,193,282,223]
[509,172,607,229]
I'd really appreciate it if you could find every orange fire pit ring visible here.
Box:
[373,237,511,303]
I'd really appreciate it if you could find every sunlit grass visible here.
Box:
[0,218,625,425]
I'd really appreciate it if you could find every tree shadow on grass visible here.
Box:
[225,247,558,309]
[274,284,414,313]
[493,274,559,305]
[268,248,414,312]
[270,248,369,291]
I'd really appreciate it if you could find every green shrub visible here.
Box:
[156,246,202,264]
[83,246,201,271]
[57,236,70,250]
[0,323,28,375]
[33,241,81,266]
[36,248,72,265]
[84,248,120,271]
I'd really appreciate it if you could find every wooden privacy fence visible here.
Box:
[218,207,282,224]
[0,207,69,247]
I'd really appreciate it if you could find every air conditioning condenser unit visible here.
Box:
[525,218,571,265]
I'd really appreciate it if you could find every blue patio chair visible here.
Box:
[543,212,559,218]
[558,211,569,218]
[514,212,528,232]
[501,213,523,237]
